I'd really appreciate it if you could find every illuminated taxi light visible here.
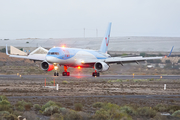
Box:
[62,45,65,48]
[78,66,81,69]
[54,66,58,70]
[53,46,56,48]
[81,60,84,63]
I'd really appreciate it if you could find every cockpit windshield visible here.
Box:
[47,52,59,55]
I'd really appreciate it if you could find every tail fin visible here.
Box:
[99,22,112,53]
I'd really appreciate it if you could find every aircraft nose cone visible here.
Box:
[46,56,54,63]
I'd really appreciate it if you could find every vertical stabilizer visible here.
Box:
[99,22,112,53]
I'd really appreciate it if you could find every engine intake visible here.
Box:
[94,62,109,72]
[41,61,54,71]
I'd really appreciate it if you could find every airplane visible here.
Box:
[6,22,173,77]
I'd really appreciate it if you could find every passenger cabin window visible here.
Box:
[47,52,59,55]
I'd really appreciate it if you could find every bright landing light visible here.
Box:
[54,66,58,70]
[62,45,65,48]
[78,66,81,69]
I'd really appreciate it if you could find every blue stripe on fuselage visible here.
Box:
[46,47,108,60]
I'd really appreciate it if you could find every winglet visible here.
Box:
[6,44,9,55]
[167,46,174,57]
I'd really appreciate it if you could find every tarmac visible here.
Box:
[0,74,180,80]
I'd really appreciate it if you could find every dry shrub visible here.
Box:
[63,110,82,120]
[153,113,168,120]
[77,111,90,120]
[33,104,41,111]
[3,113,17,120]
[74,103,83,111]
[15,100,32,111]
[50,113,63,120]
[92,102,104,108]
[153,104,168,112]
[137,107,156,118]
[24,103,32,111]
[13,110,23,117]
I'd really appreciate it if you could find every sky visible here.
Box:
[0,0,180,39]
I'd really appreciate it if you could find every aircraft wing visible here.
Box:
[104,56,163,64]
[8,54,46,61]
[6,45,47,61]
[83,56,163,65]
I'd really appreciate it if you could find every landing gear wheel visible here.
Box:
[54,72,57,76]
[57,73,59,76]
[97,72,100,77]
[62,72,70,76]
[92,72,100,77]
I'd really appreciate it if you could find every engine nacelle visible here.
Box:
[40,61,54,71]
[94,62,109,72]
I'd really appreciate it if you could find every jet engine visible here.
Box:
[40,61,54,71]
[94,62,109,72]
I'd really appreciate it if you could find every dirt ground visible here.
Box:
[0,77,180,113]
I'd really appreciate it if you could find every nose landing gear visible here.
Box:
[53,64,59,76]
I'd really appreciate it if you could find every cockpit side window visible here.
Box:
[47,52,59,55]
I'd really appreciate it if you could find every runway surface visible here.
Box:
[7,95,180,100]
[0,74,180,79]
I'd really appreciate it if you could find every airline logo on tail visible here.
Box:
[99,22,112,53]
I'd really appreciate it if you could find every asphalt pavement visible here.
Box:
[0,74,180,79]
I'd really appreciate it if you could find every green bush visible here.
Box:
[93,108,132,120]
[0,95,8,101]
[15,100,32,111]
[3,113,17,120]
[64,110,82,120]
[120,106,136,115]
[43,106,59,116]
[50,113,63,120]
[93,102,104,108]
[153,104,168,112]
[62,81,68,84]
[93,108,109,120]
[33,104,41,111]
[74,103,83,111]
[172,110,180,118]
[102,102,120,110]
[42,101,61,111]
[13,110,23,117]
[0,111,10,116]
[0,100,11,111]
[137,107,156,118]
[167,105,180,113]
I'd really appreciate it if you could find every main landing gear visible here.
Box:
[92,71,100,77]
[62,66,70,76]
[54,72,59,76]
